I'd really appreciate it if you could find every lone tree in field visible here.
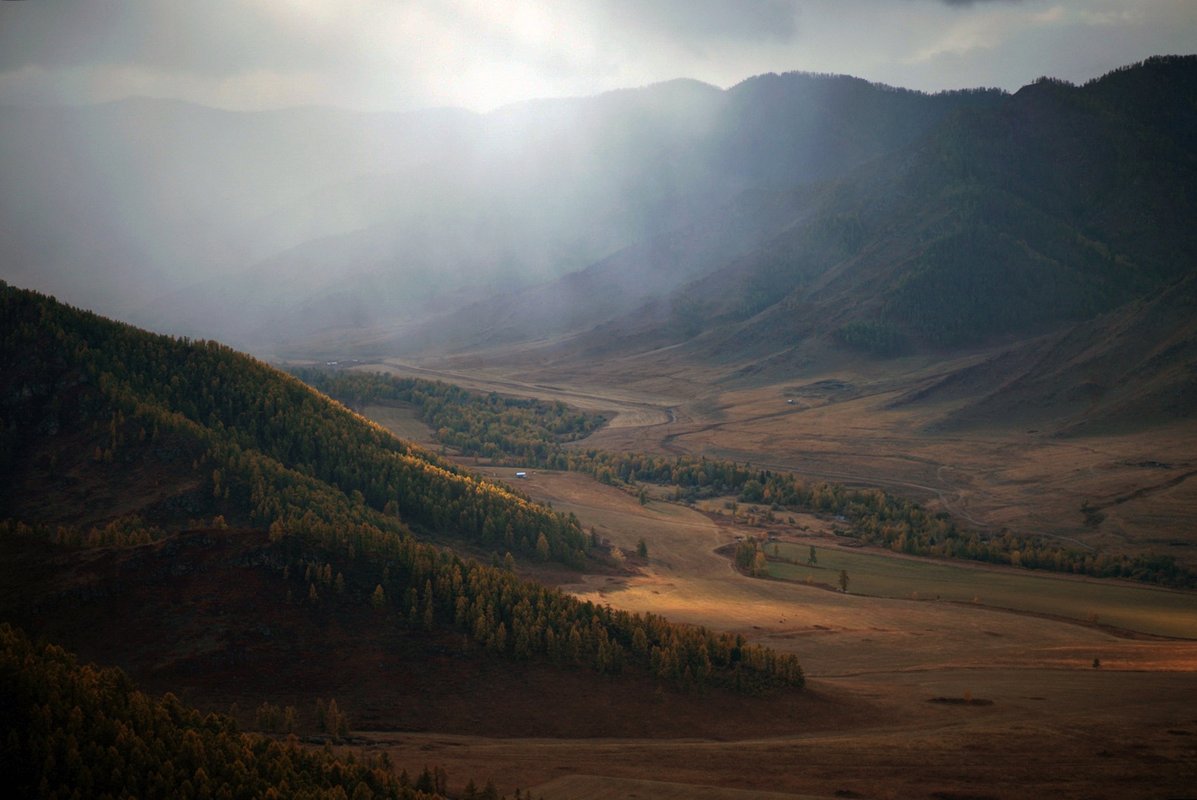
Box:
[808,545,817,566]
[838,569,850,593]
[637,538,648,558]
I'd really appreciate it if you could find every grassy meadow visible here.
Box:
[767,541,1197,639]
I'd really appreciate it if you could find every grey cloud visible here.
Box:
[0,1,334,75]
[0,0,801,82]
[606,0,800,43]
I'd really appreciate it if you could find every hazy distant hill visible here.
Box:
[631,56,1197,354]
[334,75,1003,356]
[0,99,475,318]
[6,56,1193,393]
[369,58,1197,373]
[1,73,1001,351]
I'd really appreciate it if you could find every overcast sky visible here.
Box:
[1,0,1194,112]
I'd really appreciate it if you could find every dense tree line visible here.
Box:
[585,452,1195,588]
[291,368,605,467]
[272,518,803,693]
[0,623,447,800]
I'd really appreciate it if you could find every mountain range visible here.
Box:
[3,56,1195,433]
[2,67,1002,345]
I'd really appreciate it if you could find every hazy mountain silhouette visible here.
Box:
[2,72,1001,350]
[5,57,1194,429]
[392,56,1197,436]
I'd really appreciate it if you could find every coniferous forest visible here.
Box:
[0,624,447,800]
[0,283,803,708]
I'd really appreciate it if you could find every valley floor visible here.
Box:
[350,363,1197,799]
[358,355,1197,569]
[367,468,1197,799]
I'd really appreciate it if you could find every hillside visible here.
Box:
[384,57,1197,426]
[900,271,1197,435]
[628,56,1197,360]
[0,282,806,738]
[0,623,453,799]
[318,75,1004,358]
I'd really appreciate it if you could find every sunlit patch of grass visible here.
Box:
[768,542,1197,639]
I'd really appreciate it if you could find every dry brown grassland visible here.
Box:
[353,358,1197,799]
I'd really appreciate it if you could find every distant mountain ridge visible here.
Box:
[1,70,1003,349]
[382,56,1197,436]
[4,56,1194,426]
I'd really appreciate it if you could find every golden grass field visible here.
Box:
[358,386,1197,799]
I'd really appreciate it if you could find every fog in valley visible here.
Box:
[3,1,1193,357]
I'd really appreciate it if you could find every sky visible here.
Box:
[0,0,1194,112]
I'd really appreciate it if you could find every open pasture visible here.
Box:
[399,353,1197,563]
[767,541,1197,639]
[512,470,1197,677]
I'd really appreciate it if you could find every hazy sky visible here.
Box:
[1,0,1194,112]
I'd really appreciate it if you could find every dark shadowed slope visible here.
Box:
[0,282,807,740]
[675,56,1197,356]
[901,272,1197,435]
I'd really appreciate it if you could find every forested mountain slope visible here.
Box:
[643,56,1197,360]
[0,282,804,740]
[0,624,446,799]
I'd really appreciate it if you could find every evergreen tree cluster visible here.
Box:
[0,623,445,800]
[271,509,803,692]
[1,284,588,569]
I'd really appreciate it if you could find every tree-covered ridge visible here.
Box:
[0,282,589,568]
[879,58,1197,346]
[0,623,445,800]
[266,519,802,693]
[0,283,805,693]
[291,368,605,466]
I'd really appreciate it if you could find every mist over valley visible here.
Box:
[3,4,1197,796]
